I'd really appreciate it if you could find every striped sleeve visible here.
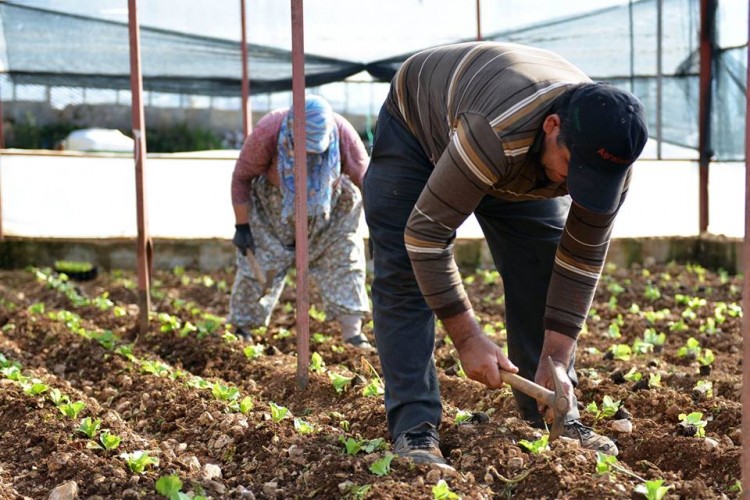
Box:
[544,172,631,338]
[405,112,507,319]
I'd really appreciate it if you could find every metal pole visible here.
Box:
[128,0,152,336]
[0,94,4,241]
[628,0,635,93]
[656,0,663,160]
[742,3,750,494]
[291,0,310,388]
[476,0,482,41]
[698,0,716,233]
[240,0,253,137]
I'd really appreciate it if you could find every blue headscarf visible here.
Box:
[277,95,341,220]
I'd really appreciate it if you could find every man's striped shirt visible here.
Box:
[385,42,628,339]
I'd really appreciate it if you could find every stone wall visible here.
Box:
[0,235,744,275]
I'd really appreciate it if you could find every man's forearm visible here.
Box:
[540,329,577,364]
[442,310,483,350]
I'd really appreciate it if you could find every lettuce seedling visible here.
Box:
[196,314,223,338]
[1,365,27,382]
[23,380,49,396]
[669,319,688,332]
[93,330,120,351]
[228,396,254,414]
[59,401,86,419]
[607,322,622,339]
[121,450,159,474]
[369,452,395,476]
[607,282,625,296]
[269,402,289,422]
[187,376,210,389]
[346,484,372,500]
[697,349,715,367]
[641,308,668,324]
[648,373,662,388]
[595,452,646,482]
[293,418,315,435]
[157,313,182,333]
[156,474,206,500]
[643,284,661,301]
[211,383,240,402]
[518,434,549,454]
[309,352,325,373]
[642,328,666,348]
[312,333,332,344]
[309,305,326,322]
[677,337,701,359]
[100,431,122,451]
[92,293,114,311]
[595,452,618,474]
[432,479,460,500]
[678,412,707,437]
[179,322,198,338]
[273,327,292,339]
[339,436,386,455]
[113,344,136,362]
[27,302,45,315]
[328,372,354,393]
[608,344,632,361]
[694,380,713,398]
[623,367,642,382]
[635,479,673,500]
[48,388,69,406]
[140,360,171,377]
[243,344,265,360]
[631,338,653,355]
[77,417,102,439]
[454,409,473,425]
[586,395,620,422]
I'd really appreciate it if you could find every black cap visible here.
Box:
[565,83,648,214]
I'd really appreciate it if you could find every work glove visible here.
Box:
[233,223,256,255]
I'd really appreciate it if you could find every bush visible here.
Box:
[6,114,78,150]
[146,122,223,153]
[5,115,223,153]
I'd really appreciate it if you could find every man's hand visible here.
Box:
[535,330,576,421]
[443,311,518,389]
[233,223,256,255]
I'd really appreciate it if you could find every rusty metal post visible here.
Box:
[240,0,253,137]
[475,0,482,41]
[742,2,750,494]
[291,0,310,388]
[128,0,152,336]
[0,92,4,241]
[698,0,716,233]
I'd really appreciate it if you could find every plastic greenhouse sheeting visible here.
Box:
[0,0,747,160]
[0,3,365,95]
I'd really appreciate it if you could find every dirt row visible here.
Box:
[0,261,743,499]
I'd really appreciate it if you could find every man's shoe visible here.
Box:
[560,420,619,456]
[393,428,452,468]
[344,334,375,350]
[235,328,252,341]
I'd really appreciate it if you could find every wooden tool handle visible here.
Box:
[244,250,266,287]
[499,370,554,406]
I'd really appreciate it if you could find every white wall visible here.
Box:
[0,151,744,240]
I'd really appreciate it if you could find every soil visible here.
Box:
[0,260,742,499]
